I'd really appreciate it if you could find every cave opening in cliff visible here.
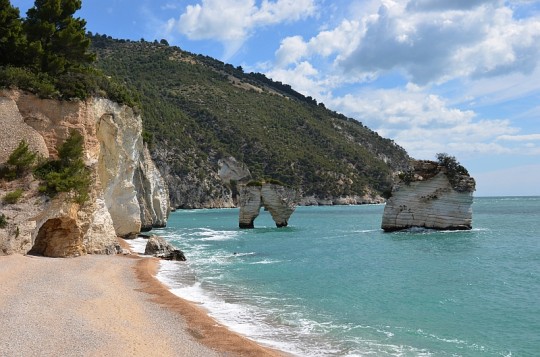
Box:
[29,218,82,257]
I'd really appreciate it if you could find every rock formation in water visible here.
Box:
[144,235,186,261]
[381,160,476,232]
[0,90,170,256]
[239,183,298,228]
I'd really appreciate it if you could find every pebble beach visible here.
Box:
[0,253,284,357]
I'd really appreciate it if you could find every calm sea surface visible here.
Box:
[155,197,540,356]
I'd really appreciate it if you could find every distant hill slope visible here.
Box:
[91,35,410,208]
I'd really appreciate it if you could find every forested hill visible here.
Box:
[90,35,410,208]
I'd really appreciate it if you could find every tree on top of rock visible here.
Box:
[0,0,27,66]
[24,0,95,75]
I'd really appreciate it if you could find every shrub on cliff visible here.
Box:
[0,140,38,180]
[436,153,469,176]
[3,189,23,204]
[34,131,91,204]
[0,214,7,229]
[0,66,58,97]
[264,178,285,186]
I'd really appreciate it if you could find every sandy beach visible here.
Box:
[0,252,285,357]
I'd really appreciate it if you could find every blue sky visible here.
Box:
[12,0,540,196]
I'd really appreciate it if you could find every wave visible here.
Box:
[198,228,241,241]
[248,259,282,265]
[124,237,148,254]
[156,259,446,357]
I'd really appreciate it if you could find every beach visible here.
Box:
[0,251,284,357]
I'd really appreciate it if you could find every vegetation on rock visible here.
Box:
[90,36,410,205]
[397,154,473,192]
[24,0,95,75]
[34,131,91,204]
[0,140,37,180]
[0,0,136,104]
[0,213,7,228]
[2,1,413,206]
[3,189,24,204]
[436,153,474,192]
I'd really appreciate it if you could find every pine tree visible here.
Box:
[0,0,26,66]
[24,0,94,75]
[6,140,37,178]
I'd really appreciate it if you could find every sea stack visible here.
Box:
[239,182,297,228]
[381,158,476,232]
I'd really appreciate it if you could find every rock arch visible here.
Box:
[239,184,297,228]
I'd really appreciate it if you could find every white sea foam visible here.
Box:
[156,260,354,356]
[248,259,282,265]
[155,258,436,357]
[198,228,241,241]
[125,237,148,254]
[232,252,257,257]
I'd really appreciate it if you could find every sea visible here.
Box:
[150,197,540,356]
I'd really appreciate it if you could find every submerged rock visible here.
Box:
[381,160,476,231]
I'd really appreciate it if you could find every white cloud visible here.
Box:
[406,0,498,12]
[259,1,540,163]
[328,87,519,159]
[451,67,540,109]
[497,134,540,141]
[164,0,317,59]
[161,3,180,10]
[275,36,308,67]
[266,61,323,96]
[338,1,540,84]
[274,18,364,68]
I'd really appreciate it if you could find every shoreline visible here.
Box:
[0,252,286,357]
[135,257,288,357]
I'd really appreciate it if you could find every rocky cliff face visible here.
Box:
[0,90,170,256]
[381,160,476,231]
[239,183,298,228]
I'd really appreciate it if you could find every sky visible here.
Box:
[11,0,540,196]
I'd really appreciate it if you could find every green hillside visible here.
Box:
[91,35,410,208]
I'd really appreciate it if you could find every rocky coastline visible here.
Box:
[0,90,169,256]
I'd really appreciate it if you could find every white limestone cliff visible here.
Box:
[238,186,263,228]
[218,156,251,184]
[135,146,170,231]
[239,183,298,228]
[0,90,170,256]
[381,160,476,231]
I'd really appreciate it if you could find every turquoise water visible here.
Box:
[155,197,540,356]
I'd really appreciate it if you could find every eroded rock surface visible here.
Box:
[238,186,263,228]
[144,235,186,261]
[239,183,298,228]
[381,160,476,231]
[0,90,170,256]
[218,156,251,184]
